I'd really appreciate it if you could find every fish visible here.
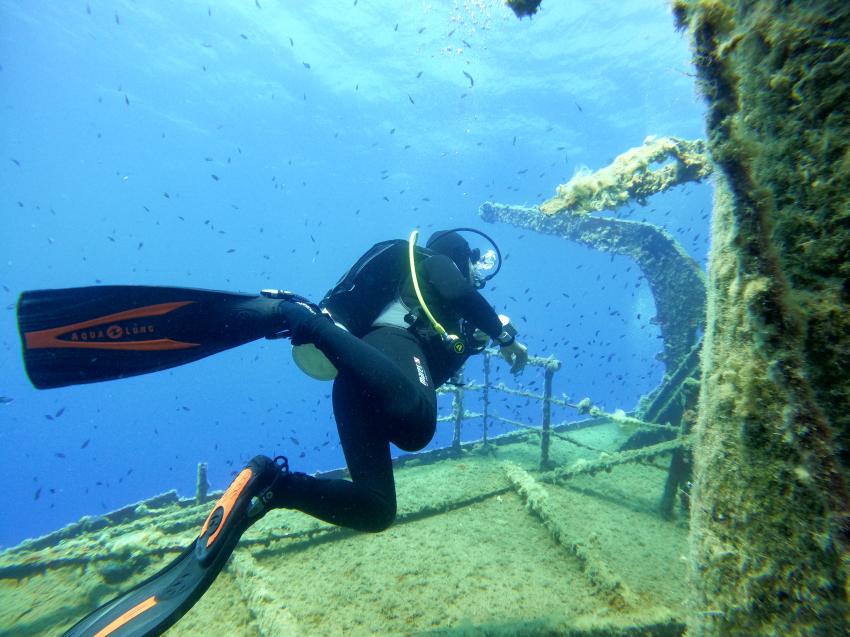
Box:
[114,12,120,25]
[34,488,41,501]
[303,61,311,69]
[55,452,66,459]
[255,0,262,7]
[289,37,294,47]
[211,174,219,181]
[462,71,474,87]
[124,95,129,105]
[226,248,236,253]
[55,407,65,418]
[10,158,20,166]
[416,71,423,78]
[0,396,13,405]
[408,94,415,104]
[81,439,90,449]
[394,24,398,32]
[575,101,583,112]
[418,27,425,34]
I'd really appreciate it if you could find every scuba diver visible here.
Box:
[17,227,528,637]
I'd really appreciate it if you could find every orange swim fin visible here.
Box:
[61,455,285,637]
[17,285,288,388]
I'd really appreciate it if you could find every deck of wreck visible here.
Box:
[0,413,690,637]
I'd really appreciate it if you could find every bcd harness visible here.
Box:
[292,229,510,380]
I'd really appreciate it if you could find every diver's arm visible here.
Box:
[423,255,503,337]
[424,255,528,374]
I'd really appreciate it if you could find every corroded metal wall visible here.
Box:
[675,2,850,635]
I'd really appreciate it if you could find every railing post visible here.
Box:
[540,366,554,470]
[482,352,491,446]
[451,369,464,454]
[195,462,209,503]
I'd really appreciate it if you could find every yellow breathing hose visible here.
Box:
[408,230,451,341]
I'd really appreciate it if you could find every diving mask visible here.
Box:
[471,249,497,289]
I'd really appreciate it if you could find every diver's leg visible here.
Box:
[363,328,438,451]
[270,381,397,532]
[268,329,437,532]
[276,302,427,418]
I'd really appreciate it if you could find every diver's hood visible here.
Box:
[426,231,472,275]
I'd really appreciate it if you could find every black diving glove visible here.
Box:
[500,340,529,374]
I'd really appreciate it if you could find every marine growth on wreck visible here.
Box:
[481,136,712,372]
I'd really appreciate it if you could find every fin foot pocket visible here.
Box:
[261,290,332,344]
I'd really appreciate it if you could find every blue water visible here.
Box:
[0,0,710,548]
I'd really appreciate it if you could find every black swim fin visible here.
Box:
[17,285,289,389]
[61,455,285,637]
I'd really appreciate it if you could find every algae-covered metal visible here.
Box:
[674,1,850,635]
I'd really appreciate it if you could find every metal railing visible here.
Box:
[435,348,689,475]
[436,349,564,469]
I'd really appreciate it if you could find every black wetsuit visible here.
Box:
[273,254,503,532]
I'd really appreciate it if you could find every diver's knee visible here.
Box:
[366,511,395,533]
[388,397,436,444]
[362,500,396,533]
[391,415,436,452]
